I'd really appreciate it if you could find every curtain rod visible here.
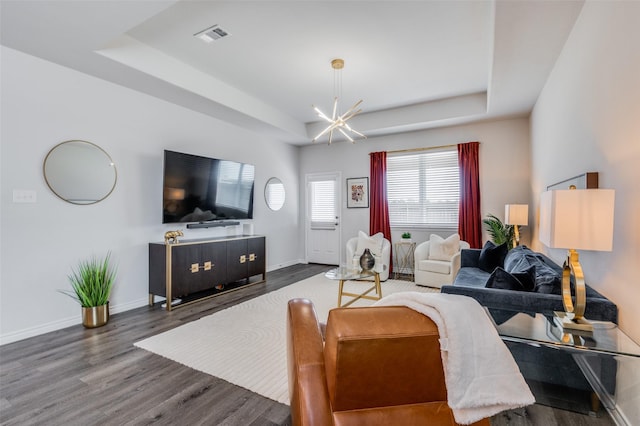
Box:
[373,143,459,155]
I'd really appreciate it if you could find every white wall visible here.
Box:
[530,1,640,345]
[299,117,532,262]
[0,47,301,344]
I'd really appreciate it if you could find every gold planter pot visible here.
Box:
[81,302,109,328]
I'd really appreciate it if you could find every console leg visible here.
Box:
[148,294,154,306]
[590,392,601,414]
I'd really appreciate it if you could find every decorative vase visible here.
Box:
[359,248,375,271]
[81,302,109,328]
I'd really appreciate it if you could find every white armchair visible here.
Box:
[414,234,470,288]
[346,233,391,281]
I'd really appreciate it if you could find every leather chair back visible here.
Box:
[324,306,446,411]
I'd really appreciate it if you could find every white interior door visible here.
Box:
[306,172,341,265]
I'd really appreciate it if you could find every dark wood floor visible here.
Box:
[0,264,614,425]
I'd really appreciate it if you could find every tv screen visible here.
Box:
[162,150,255,224]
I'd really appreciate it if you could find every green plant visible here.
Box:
[401,232,411,239]
[482,214,514,247]
[60,252,116,307]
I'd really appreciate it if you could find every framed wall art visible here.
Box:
[347,177,369,208]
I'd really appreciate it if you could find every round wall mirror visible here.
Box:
[43,140,117,205]
[265,177,285,211]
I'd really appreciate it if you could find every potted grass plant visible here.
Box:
[60,252,117,328]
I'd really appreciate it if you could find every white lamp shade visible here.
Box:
[505,204,529,226]
[539,189,615,251]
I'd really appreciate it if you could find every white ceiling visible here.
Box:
[0,0,585,145]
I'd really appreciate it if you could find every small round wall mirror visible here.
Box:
[265,177,285,211]
[43,140,117,205]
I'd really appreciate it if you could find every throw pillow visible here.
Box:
[486,267,523,291]
[428,233,461,261]
[513,265,536,292]
[486,265,536,292]
[355,231,384,257]
[478,240,508,273]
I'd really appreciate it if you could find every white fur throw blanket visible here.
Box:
[374,292,535,424]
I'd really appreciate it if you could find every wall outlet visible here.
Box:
[13,189,37,203]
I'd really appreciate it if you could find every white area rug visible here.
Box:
[134,273,437,405]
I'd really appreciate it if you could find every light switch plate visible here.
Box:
[13,190,37,203]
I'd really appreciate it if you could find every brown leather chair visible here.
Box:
[286,298,491,426]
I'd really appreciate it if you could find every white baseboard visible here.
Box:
[0,316,79,346]
[0,297,150,346]
[266,259,305,272]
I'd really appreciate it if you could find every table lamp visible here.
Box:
[505,204,529,248]
[539,188,615,332]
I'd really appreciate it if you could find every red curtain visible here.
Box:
[458,142,482,248]
[369,151,392,272]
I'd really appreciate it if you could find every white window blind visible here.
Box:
[387,149,459,227]
[310,180,336,229]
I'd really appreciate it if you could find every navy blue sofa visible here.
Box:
[441,245,618,407]
[441,245,618,324]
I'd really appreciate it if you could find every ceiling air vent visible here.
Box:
[194,25,231,43]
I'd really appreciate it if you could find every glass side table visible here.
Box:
[488,309,640,425]
[325,266,386,308]
[393,241,416,281]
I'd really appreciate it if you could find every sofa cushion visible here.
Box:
[452,267,491,288]
[486,266,535,292]
[428,234,460,261]
[419,259,451,275]
[478,241,508,273]
[355,231,384,257]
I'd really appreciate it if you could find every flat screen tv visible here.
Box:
[162,150,255,224]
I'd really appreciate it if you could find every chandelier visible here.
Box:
[312,59,366,144]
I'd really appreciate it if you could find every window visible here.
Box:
[309,180,336,229]
[387,149,459,228]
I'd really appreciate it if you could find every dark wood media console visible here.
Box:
[149,235,266,311]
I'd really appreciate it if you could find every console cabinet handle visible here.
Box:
[190,261,215,273]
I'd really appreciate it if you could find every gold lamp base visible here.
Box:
[556,249,593,334]
[553,311,593,333]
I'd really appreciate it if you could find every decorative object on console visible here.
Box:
[346,177,369,208]
[359,248,375,271]
[59,252,117,328]
[164,230,183,245]
[539,188,615,332]
[312,58,366,144]
[504,204,528,248]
